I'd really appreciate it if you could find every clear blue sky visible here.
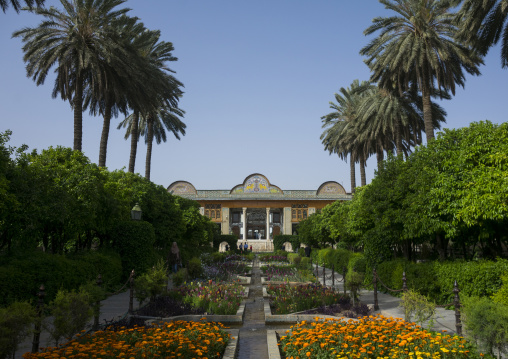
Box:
[1,1,506,192]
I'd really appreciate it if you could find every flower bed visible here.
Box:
[262,265,315,282]
[268,283,348,314]
[279,315,483,359]
[202,260,250,281]
[175,281,244,315]
[259,254,290,263]
[24,320,231,359]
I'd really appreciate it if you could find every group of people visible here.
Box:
[239,242,252,253]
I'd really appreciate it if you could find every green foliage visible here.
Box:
[345,271,364,305]
[213,234,237,251]
[492,274,508,306]
[273,250,288,258]
[47,289,93,345]
[434,259,508,304]
[79,280,106,319]
[134,260,168,304]
[172,268,188,287]
[348,252,366,274]
[0,301,35,359]
[299,257,311,270]
[462,296,508,357]
[187,257,203,279]
[297,211,334,248]
[287,253,300,265]
[297,247,305,258]
[273,235,300,252]
[0,250,122,307]
[400,289,435,327]
[111,220,156,277]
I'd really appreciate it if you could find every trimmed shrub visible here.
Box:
[46,289,93,345]
[287,253,300,265]
[187,257,203,279]
[492,274,508,306]
[299,257,311,270]
[348,253,366,274]
[434,259,508,304]
[111,220,157,278]
[334,248,352,273]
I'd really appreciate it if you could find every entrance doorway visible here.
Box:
[248,225,265,239]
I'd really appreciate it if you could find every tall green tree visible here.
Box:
[118,33,184,177]
[139,102,186,181]
[321,80,371,190]
[360,0,482,142]
[13,0,132,152]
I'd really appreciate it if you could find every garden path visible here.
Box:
[236,257,270,359]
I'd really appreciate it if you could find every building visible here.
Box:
[168,173,352,251]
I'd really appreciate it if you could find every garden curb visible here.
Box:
[223,329,240,359]
[266,330,282,359]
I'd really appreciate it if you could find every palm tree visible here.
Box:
[83,18,168,168]
[360,0,482,142]
[456,0,508,67]
[118,32,184,175]
[1,0,43,13]
[138,102,186,181]
[321,80,371,191]
[13,0,131,152]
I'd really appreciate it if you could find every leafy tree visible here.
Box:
[13,0,132,151]
[361,0,482,142]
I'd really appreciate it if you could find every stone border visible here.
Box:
[264,302,340,324]
[143,300,246,325]
[267,330,282,359]
[236,275,252,285]
[223,329,240,359]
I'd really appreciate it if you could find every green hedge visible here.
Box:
[0,250,122,307]
[375,258,508,304]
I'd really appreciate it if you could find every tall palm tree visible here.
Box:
[1,0,43,12]
[360,0,482,142]
[83,18,166,168]
[321,80,372,192]
[456,0,508,67]
[138,102,186,181]
[13,0,131,152]
[117,32,182,174]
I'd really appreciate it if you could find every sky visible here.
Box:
[1,0,506,192]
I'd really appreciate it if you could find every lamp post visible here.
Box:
[131,203,142,221]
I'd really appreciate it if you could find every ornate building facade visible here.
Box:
[168,174,352,250]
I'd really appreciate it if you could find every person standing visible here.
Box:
[244,242,248,252]
[169,242,181,273]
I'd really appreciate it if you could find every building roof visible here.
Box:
[167,173,352,201]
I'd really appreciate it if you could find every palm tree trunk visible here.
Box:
[98,97,112,167]
[360,155,366,187]
[128,111,139,173]
[349,155,356,194]
[421,77,435,142]
[145,117,154,181]
[376,139,384,169]
[73,72,83,152]
[395,117,403,159]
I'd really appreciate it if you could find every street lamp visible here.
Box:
[131,203,142,221]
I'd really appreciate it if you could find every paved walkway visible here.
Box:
[237,258,269,359]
